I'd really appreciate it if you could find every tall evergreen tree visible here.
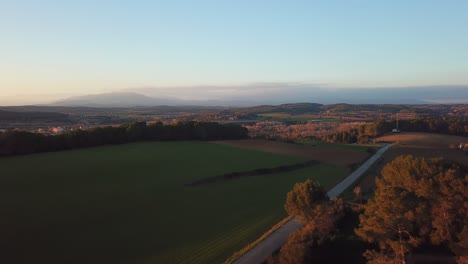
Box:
[279,180,345,262]
[356,155,468,264]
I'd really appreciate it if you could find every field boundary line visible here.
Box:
[185,160,319,186]
[228,144,393,264]
[223,215,294,264]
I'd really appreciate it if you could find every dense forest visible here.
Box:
[0,121,248,156]
[0,110,71,123]
[322,117,468,143]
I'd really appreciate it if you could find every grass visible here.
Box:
[221,140,382,263]
[0,141,347,264]
[223,215,294,264]
[342,159,386,201]
[339,149,385,201]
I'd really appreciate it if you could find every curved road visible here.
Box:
[233,144,392,264]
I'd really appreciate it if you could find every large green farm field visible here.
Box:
[0,142,348,264]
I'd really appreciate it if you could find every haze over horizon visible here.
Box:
[1,1,468,105]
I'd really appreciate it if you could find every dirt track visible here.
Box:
[215,140,368,166]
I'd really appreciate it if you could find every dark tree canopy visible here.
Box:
[0,121,248,156]
[284,179,328,222]
[322,117,467,143]
[278,180,345,263]
[356,155,468,264]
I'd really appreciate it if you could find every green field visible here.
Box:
[0,142,347,264]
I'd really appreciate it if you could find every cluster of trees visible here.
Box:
[245,121,365,141]
[356,155,468,264]
[269,180,345,263]
[0,121,248,156]
[321,120,385,144]
[322,117,468,143]
[246,117,466,144]
[271,156,467,264]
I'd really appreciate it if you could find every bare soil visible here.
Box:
[358,133,468,193]
[376,132,467,149]
[215,139,369,166]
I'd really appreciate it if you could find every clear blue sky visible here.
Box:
[1,0,467,103]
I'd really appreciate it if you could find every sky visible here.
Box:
[1,0,468,105]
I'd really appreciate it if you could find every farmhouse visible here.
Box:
[50,127,64,134]
[459,143,468,152]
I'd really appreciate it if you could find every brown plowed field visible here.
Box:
[374,132,467,169]
[215,140,369,166]
[357,133,468,194]
[376,132,467,149]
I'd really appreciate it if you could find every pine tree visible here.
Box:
[284,179,328,223]
[356,155,468,263]
[280,180,345,262]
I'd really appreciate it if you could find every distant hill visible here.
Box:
[0,110,70,123]
[51,92,187,107]
[220,103,464,118]
[43,85,468,107]
[126,85,468,105]
[231,103,324,114]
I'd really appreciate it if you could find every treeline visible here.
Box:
[230,103,323,115]
[0,110,70,123]
[0,121,248,156]
[322,117,468,143]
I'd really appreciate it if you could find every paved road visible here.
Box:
[326,144,392,198]
[233,144,392,264]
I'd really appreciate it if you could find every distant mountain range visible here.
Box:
[51,92,256,107]
[51,93,187,107]
[49,86,468,107]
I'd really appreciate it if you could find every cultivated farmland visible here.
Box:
[216,139,373,166]
[0,141,349,264]
[374,132,468,164]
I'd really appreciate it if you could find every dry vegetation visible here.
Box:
[376,132,467,149]
[375,133,468,165]
[356,133,468,193]
[224,216,294,264]
[245,121,366,141]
